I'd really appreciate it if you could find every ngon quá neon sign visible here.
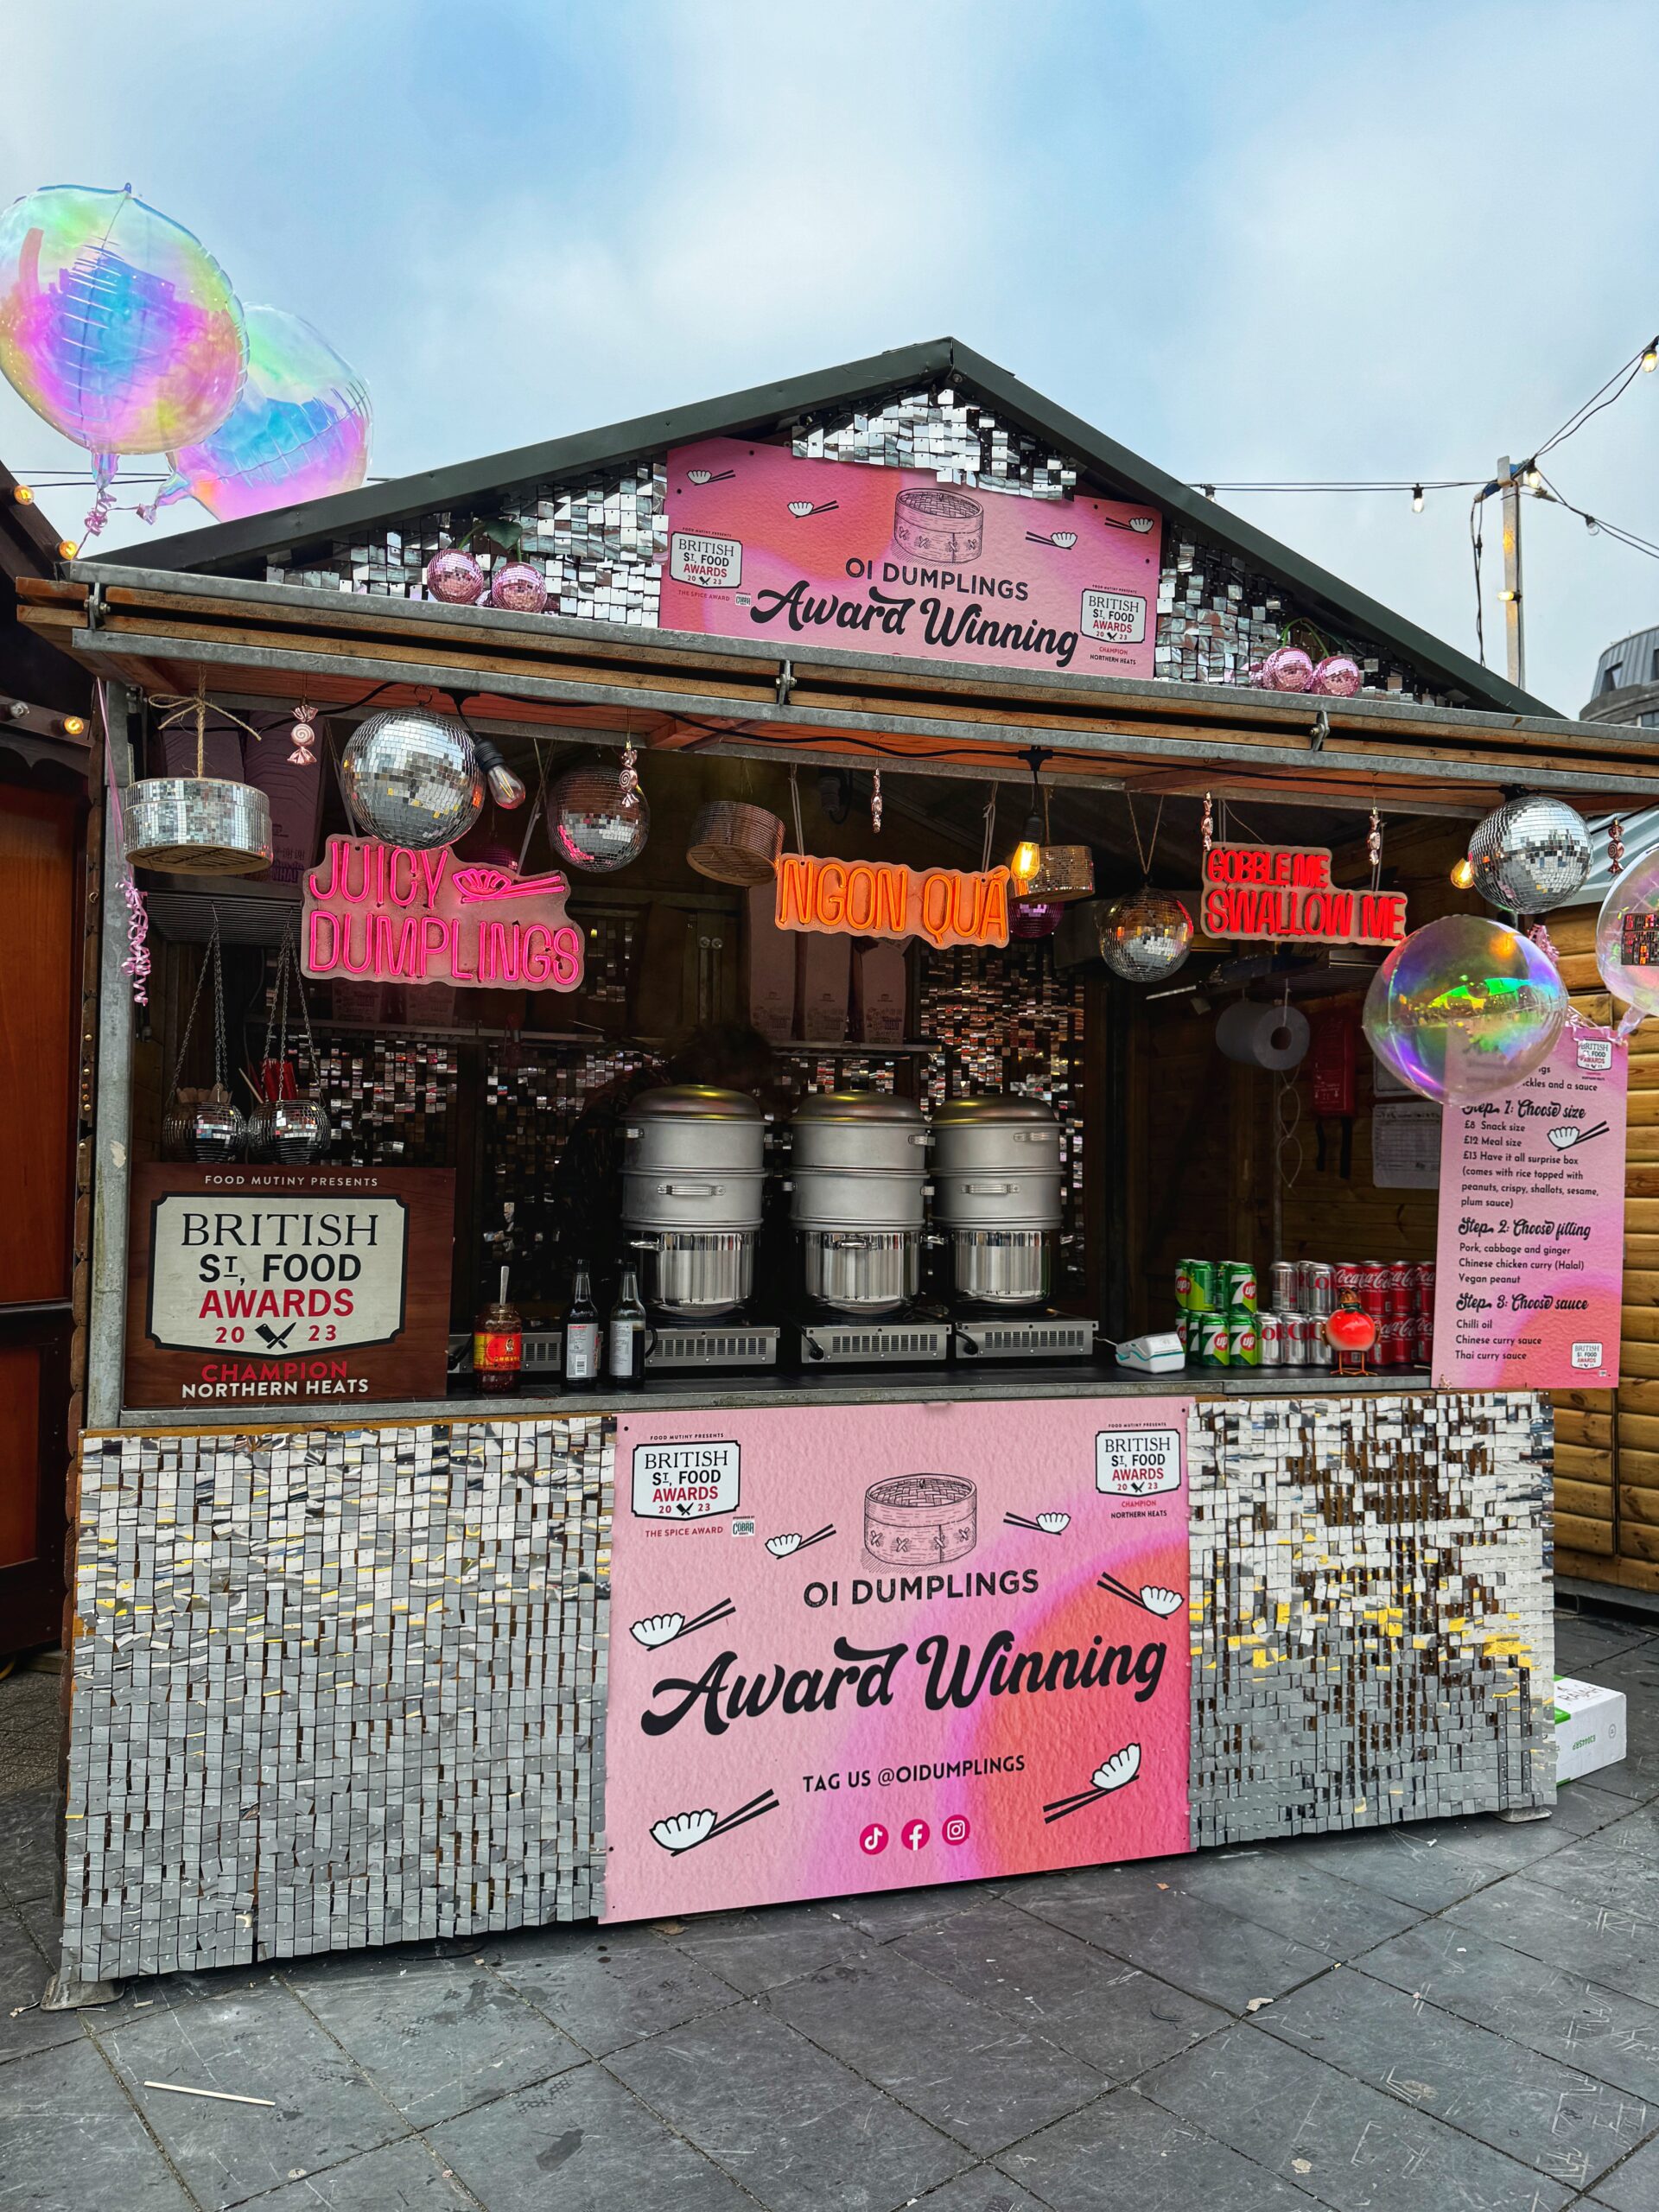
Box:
[773,853,1010,949]
[301,836,585,990]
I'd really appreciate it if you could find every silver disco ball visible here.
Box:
[340,709,483,850]
[1467,796,1592,914]
[548,766,650,874]
[186,1097,246,1163]
[1097,889,1193,982]
[269,1096,331,1163]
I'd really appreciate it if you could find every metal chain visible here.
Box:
[209,914,229,1094]
[166,923,214,1107]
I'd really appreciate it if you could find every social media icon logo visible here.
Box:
[858,1822,887,1855]
[942,1815,971,1846]
[901,1819,931,1853]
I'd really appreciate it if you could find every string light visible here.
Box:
[1411,485,1424,512]
[57,539,77,558]
[1450,856,1476,890]
[11,485,32,505]
[1644,342,1659,373]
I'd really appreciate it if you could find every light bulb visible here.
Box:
[60,715,86,739]
[57,539,77,559]
[1450,856,1476,891]
[1643,341,1658,372]
[1521,464,1541,491]
[1499,586,1519,603]
[1411,486,1424,512]
[12,485,33,505]
[1012,835,1041,883]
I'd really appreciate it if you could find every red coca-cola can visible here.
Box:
[1386,1259,1413,1297]
[1333,1261,1363,1296]
[1360,1285,1388,1319]
[1380,1315,1414,1365]
[1357,1259,1389,1294]
[1412,1319,1433,1364]
[1384,1287,1414,1318]
[1411,1260,1435,1296]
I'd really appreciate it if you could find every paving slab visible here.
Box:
[997,2082,1315,2212]
[910,2166,1055,2212]
[664,1897,880,1995]
[238,2137,475,2209]
[0,2037,196,2211]
[0,1903,84,2064]
[1445,1877,1659,2006]
[429,2060,753,2212]
[1141,2021,1573,2211]
[767,1944,1103,2154]
[1586,2124,1659,2212]
[607,1997,966,2212]
[1172,1847,1427,1956]
[0,1785,58,1908]
[489,1919,740,2056]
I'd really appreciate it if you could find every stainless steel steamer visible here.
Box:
[620,1087,766,1318]
[788,1091,931,1315]
[930,1096,1062,1308]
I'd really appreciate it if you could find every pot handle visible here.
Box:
[661,1181,723,1197]
[962,1180,1015,1196]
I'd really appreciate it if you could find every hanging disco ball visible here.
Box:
[186,1096,246,1163]
[267,1096,330,1163]
[1363,914,1567,1103]
[1097,890,1192,981]
[340,709,483,849]
[548,765,650,874]
[1008,898,1063,941]
[1467,796,1592,914]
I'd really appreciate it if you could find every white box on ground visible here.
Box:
[1553,1675,1626,1782]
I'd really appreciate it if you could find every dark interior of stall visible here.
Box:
[124,698,1478,1395]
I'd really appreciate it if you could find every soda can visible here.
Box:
[1386,1260,1413,1299]
[1281,1312,1310,1363]
[1333,1261,1362,1296]
[1299,1260,1333,1314]
[1412,1260,1436,1296]
[1305,1326,1333,1369]
[1219,1261,1258,1313]
[1380,1315,1414,1367]
[1257,1310,1283,1366]
[1173,1313,1189,1353]
[1229,1314,1261,1367]
[1357,1259,1388,1295]
[1177,1259,1217,1312]
[1383,1287,1414,1319]
[1412,1319,1433,1364]
[1198,1314,1230,1368]
[1268,1261,1300,1312]
[1360,1284,1388,1319]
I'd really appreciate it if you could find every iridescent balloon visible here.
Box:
[140,304,369,522]
[1097,890,1192,981]
[0,185,245,472]
[1596,843,1659,1014]
[1363,914,1567,1103]
[548,766,649,874]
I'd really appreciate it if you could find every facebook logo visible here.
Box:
[901,1820,930,1853]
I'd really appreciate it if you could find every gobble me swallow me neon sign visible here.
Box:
[773,854,1011,949]
[301,837,585,989]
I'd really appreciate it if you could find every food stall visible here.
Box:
[23,340,1659,1994]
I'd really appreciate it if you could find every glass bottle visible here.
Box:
[607,1264,647,1388]
[563,1264,601,1391]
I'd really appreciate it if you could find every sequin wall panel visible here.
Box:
[62,1418,611,1985]
[1186,1391,1554,1847]
[310,1034,459,1166]
[919,945,1086,1289]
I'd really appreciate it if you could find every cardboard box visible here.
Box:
[797,931,850,1043]
[1554,1675,1626,1782]
[852,940,908,1045]
[742,885,797,1042]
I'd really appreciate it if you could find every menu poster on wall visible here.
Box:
[660,436,1163,682]
[126,1164,455,1408]
[604,1399,1192,1924]
[1433,1029,1627,1389]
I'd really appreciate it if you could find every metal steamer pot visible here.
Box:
[620,1087,766,1318]
[789,1091,931,1315]
[930,1097,1062,1308]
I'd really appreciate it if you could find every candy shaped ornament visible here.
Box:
[1595,842,1659,1015]
[1363,913,1567,1103]
[140,304,370,522]
[0,186,246,525]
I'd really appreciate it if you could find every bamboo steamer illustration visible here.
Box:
[892,488,983,563]
[863,1474,978,1564]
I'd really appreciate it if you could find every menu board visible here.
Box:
[1433,1029,1627,1389]
[126,1164,454,1410]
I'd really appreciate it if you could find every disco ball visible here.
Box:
[184,1096,246,1163]
[1008,898,1063,940]
[267,1096,330,1163]
[424,547,485,603]
[1363,913,1567,1103]
[548,766,650,874]
[1467,796,1592,913]
[1097,889,1192,981]
[340,709,482,849]
[489,560,547,613]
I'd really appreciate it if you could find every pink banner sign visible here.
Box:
[603,1398,1192,1924]
[660,437,1163,680]
[300,836,584,992]
[1433,1026,1628,1388]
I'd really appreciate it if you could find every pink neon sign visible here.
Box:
[301,837,585,991]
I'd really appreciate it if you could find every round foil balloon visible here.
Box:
[1467,795,1592,914]
[141,304,370,521]
[548,766,649,874]
[1008,898,1063,941]
[340,709,482,849]
[0,186,245,469]
[1097,890,1192,981]
[1596,843,1659,1014]
[1363,914,1567,1103]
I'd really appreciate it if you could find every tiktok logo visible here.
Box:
[902,1819,931,1853]
[857,1822,888,1855]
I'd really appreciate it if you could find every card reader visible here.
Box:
[1112,1331,1187,1376]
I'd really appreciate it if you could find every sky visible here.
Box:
[3,0,1657,715]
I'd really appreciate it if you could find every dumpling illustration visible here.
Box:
[766,1532,802,1556]
[651,1808,717,1853]
[1036,1511,1071,1534]
[1092,1744,1141,1793]
[630,1613,684,1649]
[1138,1586,1184,1617]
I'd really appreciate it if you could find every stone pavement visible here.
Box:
[5,1608,1659,2210]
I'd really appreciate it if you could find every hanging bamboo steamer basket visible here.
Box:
[685,800,785,885]
[124,778,273,876]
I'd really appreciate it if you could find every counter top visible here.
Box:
[111,1362,1446,1433]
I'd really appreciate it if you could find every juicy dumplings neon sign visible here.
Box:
[301,836,585,989]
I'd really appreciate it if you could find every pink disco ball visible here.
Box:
[1253,646,1315,692]
[425,547,485,604]
[1309,655,1362,696]
[1008,898,1063,940]
[489,561,547,613]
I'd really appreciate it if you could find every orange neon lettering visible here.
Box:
[775,855,814,928]
[844,863,877,931]
[814,860,847,927]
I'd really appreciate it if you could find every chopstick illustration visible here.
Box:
[766,1524,836,1556]
[685,467,735,484]
[786,499,840,517]
[1560,1121,1609,1147]
[1096,1571,1185,1617]
[651,1789,781,1854]
[629,1599,735,1649]
[1005,1510,1071,1535]
[1042,1744,1141,1823]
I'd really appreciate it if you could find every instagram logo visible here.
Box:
[942,1815,971,1847]
[901,1819,930,1853]
[858,1822,888,1855]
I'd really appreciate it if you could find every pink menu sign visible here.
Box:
[1433,1026,1628,1389]
[659,436,1164,680]
[603,1398,1192,1924]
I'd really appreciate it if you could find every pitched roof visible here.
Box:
[98,334,1549,716]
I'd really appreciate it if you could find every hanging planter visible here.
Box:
[161,913,248,1160]
[246,926,330,1165]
